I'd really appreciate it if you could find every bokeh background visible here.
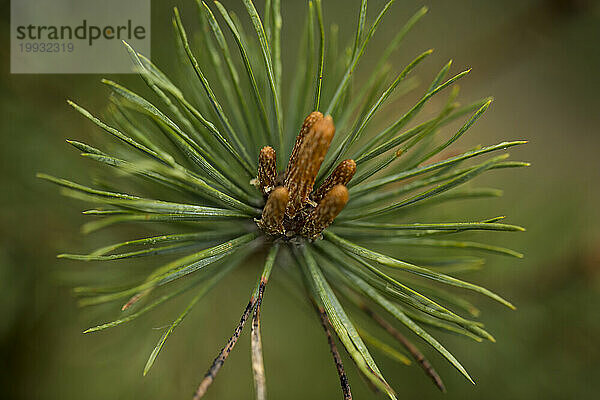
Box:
[1,0,599,399]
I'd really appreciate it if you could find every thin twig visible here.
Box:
[314,302,352,400]
[361,304,446,392]
[193,297,256,399]
[251,279,267,400]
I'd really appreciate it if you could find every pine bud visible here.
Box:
[284,116,335,218]
[257,186,289,235]
[303,184,349,239]
[257,146,277,195]
[285,111,323,181]
[312,159,356,203]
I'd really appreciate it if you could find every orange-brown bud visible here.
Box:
[312,159,356,203]
[256,186,289,235]
[257,146,277,195]
[302,184,348,239]
[284,116,335,218]
[285,111,323,181]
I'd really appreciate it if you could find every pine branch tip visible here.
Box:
[44,4,528,397]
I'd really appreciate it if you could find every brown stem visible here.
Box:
[314,302,353,400]
[251,280,267,400]
[193,297,256,399]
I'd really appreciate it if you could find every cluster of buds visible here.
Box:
[255,112,356,240]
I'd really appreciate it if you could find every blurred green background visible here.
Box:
[1,0,599,399]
